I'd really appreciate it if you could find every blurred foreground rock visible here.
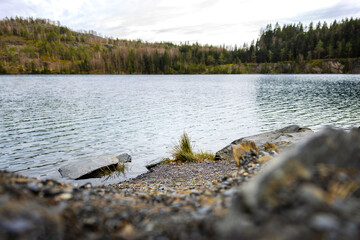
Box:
[219,127,360,239]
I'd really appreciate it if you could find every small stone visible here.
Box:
[258,155,272,164]
[56,193,72,200]
[265,142,279,153]
[298,184,325,205]
[122,224,135,237]
[223,188,237,197]
[27,182,40,193]
[80,183,92,189]
[190,190,201,196]
[310,214,340,231]
[337,172,349,183]
[197,206,212,215]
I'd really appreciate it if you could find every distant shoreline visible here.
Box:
[1,58,359,75]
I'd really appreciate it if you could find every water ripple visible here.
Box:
[0,74,359,184]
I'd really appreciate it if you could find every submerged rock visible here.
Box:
[58,155,122,180]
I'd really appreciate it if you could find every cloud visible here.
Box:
[155,23,235,35]
[197,0,220,9]
[286,0,360,23]
[0,0,36,19]
[1,0,360,46]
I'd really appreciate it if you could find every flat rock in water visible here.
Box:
[145,158,166,170]
[58,156,120,180]
[215,125,314,161]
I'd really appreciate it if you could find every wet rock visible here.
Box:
[58,156,121,180]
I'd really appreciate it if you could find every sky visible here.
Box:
[1,0,360,46]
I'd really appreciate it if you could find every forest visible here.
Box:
[0,16,360,74]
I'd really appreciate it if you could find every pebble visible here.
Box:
[56,193,73,200]
[310,214,340,231]
[197,206,212,215]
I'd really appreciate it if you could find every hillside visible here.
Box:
[0,17,360,74]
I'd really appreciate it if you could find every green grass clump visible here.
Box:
[172,132,215,162]
[172,132,194,162]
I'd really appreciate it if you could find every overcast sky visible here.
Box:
[1,0,360,46]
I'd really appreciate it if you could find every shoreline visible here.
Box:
[1,125,359,239]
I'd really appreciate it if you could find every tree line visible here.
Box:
[0,16,359,74]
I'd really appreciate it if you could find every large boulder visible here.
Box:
[0,197,64,240]
[59,155,126,180]
[219,127,360,239]
[215,125,314,161]
[241,127,360,211]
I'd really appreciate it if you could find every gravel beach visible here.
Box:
[1,125,360,240]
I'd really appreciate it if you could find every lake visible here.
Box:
[0,74,359,185]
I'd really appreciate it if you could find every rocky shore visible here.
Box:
[1,125,359,239]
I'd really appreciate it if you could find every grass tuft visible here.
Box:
[172,132,215,162]
[195,151,215,162]
[172,132,194,162]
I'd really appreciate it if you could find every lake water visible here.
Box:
[1,74,359,185]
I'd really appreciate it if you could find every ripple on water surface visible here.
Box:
[0,74,359,185]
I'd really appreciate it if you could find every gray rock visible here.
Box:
[0,198,63,239]
[310,214,340,231]
[215,125,314,161]
[116,153,132,163]
[58,156,120,180]
[197,206,212,215]
[297,184,325,206]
